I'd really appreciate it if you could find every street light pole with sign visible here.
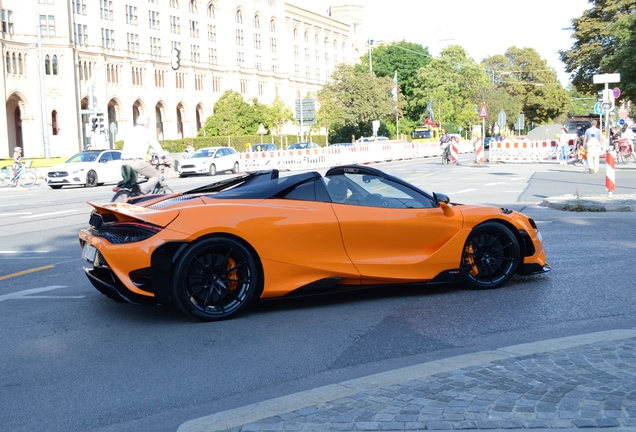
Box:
[294,98,316,142]
[593,73,621,146]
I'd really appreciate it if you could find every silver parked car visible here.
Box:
[178,147,240,177]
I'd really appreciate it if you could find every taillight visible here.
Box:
[97,221,162,244]
[112,187,120,192]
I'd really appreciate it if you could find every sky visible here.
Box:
[290,0,591,85]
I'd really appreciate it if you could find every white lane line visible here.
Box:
[0,212,33,216]
[0,286,85,302]
[0,251,49,254]
[484,182,507,186]
[446,189,476,195]
[21,209,77,219]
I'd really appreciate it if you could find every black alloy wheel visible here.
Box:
[86,170,98,187]
[460,222,520,289]
[171,237,259,321]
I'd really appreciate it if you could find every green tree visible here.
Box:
[498,47,569,125]
[317,64,396,140]
[199,90,260,136]
[567,86,597,117]
[263,95,294,136]
[357,41,431,120]
[559,0,636,101]
[410,45,490,129]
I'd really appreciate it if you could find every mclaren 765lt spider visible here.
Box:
[79,164,550,321]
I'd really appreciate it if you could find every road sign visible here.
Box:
[257,123,267,134]
[594,102,605,115]
[593,73,620,84]
[515,114,525,131]
[478,102,488,119]
[613,87,621,98]
[497,109,506,128]
[619,119,625,126]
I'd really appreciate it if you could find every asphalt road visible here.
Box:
[1,155,636,432]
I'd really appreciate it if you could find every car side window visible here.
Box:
[99,153,112,162]
[281,180,316,201]
[110,152,122,161]
[344,173,434,209]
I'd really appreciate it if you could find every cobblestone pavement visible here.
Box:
[179,330,636,431]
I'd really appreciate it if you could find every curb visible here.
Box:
[177,329,636,432]
[542,194,636,212]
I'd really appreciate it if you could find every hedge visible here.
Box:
[114,134,328,153]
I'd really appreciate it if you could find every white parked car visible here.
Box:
[178,147,240,177]
[45,150,123,189]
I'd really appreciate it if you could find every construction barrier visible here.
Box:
[489,139,578,163]
[475,139,484,163]
[606,150,615,193]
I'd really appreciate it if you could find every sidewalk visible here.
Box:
[178,330,636,431]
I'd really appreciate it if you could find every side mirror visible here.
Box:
[433,192,454,217]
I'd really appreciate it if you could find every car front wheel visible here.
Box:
[208,164,216,176]
[85,170,98,187]
[460,222,520,289]
[171,237,259,321]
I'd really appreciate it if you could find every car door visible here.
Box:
[328,173,464,281]
[99,151,122,182]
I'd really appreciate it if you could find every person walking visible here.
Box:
[121,115,169,194]
[583,119,602,174]
[557,127,569,165]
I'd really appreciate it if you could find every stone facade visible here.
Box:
[0,0,365,158]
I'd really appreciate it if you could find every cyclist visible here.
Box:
[621,124,635,154]
[121,115,169,194]
[11,147,22,187]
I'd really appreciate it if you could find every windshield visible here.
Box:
[66,152,99,163]
[191,149,217,158]
[412,130,433,139]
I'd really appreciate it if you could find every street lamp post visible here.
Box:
[36,0,50,158]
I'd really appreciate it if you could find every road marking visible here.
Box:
[446,189,476,195]
[0,251,49,254]
[484,182,507,186]
[21,209,77,219]
[0,212,33,216]
[0,265,55,281]
[0,286,85,302]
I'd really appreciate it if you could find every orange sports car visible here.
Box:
[79,164,550,321]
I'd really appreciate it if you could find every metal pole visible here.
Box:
[36,0,50,158]
[368,39,372,75]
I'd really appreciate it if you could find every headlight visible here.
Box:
[72,168,86,174]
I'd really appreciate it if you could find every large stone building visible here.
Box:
[0,0,365,159]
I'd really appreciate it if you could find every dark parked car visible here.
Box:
[251,144,278,152]
[287,142,320,150]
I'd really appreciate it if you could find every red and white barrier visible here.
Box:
[606,150,615,194]
[475,139,484,163]
[489,139,577,163]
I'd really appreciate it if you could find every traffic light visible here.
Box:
[90,116,99,132]
[171,48,181,71]
[97,114,106,134]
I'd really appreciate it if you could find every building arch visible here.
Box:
[195,102,205,132]
[132,99,148,126]
[155,100,169,140]
[5,91,30,156]
[176,101,188,139]
[107,97,124,147]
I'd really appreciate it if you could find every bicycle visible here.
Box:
[441,143,451,165]
[111,162,174,202]
[616,138,636,164]
[0,163,38,188]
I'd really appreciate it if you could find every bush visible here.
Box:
[115,134,328,152]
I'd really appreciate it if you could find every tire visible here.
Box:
[49,185,63,190]
[618,151,627,164]
[208,164,216,176]
[85,170,98,187]
[112,190,133,202]
[0,170,11,188]
[161,187,173,194]
[460,222,520,290]
[179,174,188,178]
[232,162,240,174]
[19,170,37,187]
[171,237,259,321]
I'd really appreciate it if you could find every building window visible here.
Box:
[325,52,329,65]
[324,37,329,49]
[236,51,244,66]
[75,24,87,45]
[207,3,215,18]
[171,40,181,52]
[236,29,243,45]
[271,58,276,72]
[254,54,261,71]
[305,66,310,79]
[294,64,299,77]
[127,33,139,53]
[44,54,58,75]
[132,66,144,86]
[189,0,197,13]
[176,72,186,89]
[149,11,160,30]
[316,68,320,81]
[254,14,260,29]
[72,0,86,15]
[211,76,220,92]
[170,16,180,33]
[315,33,319,45]
[150,37,161,56]
[269,37,276,53]
[106,64,120,83]
[195,74,204,91]
[294,45,298,59]
[269,19,275,33]
[207,24,216,42]
[240,78,248,94]
[293,28,298,40]
[235,9,242,24]
[315,50,319,63]
[39,0,54,4]
[258,81,264,96]
[126,6,138,25]
[39,15,56,37]
[189,20,198,38]
[101,28,115,49]
[169,0,179,8]
[304,48,309,62]
[1,9,14,34]
[155,69,166,88]
[51,110,59,135]
[253,33,261,49]
[190,44,200,62]
[304,31,308,43]
[101,1,113,20]
[268,0,276,6]
[208,47,217,65]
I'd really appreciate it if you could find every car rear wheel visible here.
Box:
[460,222,520,289]
[49,185,63,189]
[208,164,217,176]
[232,162,239,174]
[112,190,133,202]
[171,237,259,321]
[85,170,98,187]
